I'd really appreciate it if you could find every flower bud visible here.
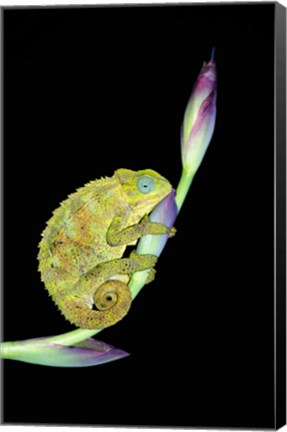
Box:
[136,189,178,258]
[181,58,217,174]
[1,337,129,367]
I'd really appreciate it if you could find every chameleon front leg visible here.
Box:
[106,213,170,246]
[58,252,158,329]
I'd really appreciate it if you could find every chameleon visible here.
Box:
[38,168,172,330]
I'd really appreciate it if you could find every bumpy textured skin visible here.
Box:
[38,168,172,329]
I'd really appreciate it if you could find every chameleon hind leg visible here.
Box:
[59,251,158,329]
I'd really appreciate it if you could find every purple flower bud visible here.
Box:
[181,58,217,174]
[2,337,129,367]
[136,189,178,258]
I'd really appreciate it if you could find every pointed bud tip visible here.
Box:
[210,46,216,61]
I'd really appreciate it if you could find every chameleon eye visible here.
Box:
[136,176,155,194]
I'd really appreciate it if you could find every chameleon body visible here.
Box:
[38,169,172,329]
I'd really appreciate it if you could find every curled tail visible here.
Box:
[55,280,132,329]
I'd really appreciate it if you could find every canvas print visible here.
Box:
[1,2,286,430]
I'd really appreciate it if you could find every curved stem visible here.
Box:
[43,328,101,346]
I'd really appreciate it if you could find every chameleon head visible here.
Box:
[114,168,172,215]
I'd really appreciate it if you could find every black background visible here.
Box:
[3,3,275,428]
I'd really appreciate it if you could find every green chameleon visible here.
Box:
[38,169,172,330]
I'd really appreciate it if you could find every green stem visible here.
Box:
[43,328,101,346]
[129,269,150,300]
[175,168,195,212]
[0,341,18,359]
[1,340,46,359]
[128,168,196,300]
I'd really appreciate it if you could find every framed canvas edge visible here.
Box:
[0,2,285,431]
[275,1,287,429]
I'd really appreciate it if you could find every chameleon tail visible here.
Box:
[57,280,132,329]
